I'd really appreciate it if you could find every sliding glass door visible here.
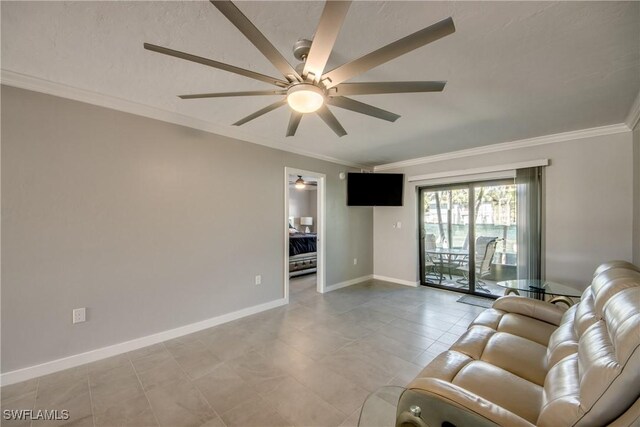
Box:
[419,180,520,297]
[471,183,518,295]
[420,186,471,292]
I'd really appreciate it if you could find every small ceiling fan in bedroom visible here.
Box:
[289,176,317,189]
[144,0,455,137]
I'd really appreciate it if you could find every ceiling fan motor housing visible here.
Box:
[143,1,454,137]
[293,38,313,61]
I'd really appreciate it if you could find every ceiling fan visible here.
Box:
[144,1,455,137]
[289,176,317,189]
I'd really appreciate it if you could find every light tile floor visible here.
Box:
[1,276,486,427]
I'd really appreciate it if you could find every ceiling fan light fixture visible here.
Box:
[287,84,325,114]
[295,176,306,189]
[147,1,455,137]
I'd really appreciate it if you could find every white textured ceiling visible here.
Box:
[2,1,638,166]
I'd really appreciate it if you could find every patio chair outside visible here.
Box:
[458,237,501,293]
[424,234,442,284]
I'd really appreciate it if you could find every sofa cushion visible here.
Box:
[494,313,557,346]
[471,303,559,346]
[592,269,640,317]
[470,308,504,330]
[452,360,543,424]
[493,296,565,326]
[573,287,598,336]
[593,260,640,276]
[450,326,548,385]
[408,261,640,427]
[537,354,580,427]
[413,350,473,382]
[481,332,548,386]
[546,321,578,367]
[537,287,640,427]
[408,378,536,427]
[449,325,495,359]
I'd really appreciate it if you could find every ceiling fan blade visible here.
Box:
[321,17,455,88]
[211,1,301,81]
[144,43,287,87]
[333,81,446,96]
[302,1,351,81]
[316,106,347,137]
[179,90,286,99]
[286,112,303,137]
[233,99,287,126]
[327,96,400,122]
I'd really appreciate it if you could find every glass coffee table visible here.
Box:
[497,279,582,306]
[358,386,498,427]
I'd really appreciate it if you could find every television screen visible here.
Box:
[347,173,404,206]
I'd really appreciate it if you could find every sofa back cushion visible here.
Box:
[592,269,640,316]
[538,269,640,427]
[593,260,640,277]
[573,287,597,337]
[546,265,638,368]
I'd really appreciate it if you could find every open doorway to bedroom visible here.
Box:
[284,167,326,300]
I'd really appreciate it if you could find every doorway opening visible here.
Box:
[418,179,519,298]
[284,167,326,301]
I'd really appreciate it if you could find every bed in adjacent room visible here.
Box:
[289,225,317,277]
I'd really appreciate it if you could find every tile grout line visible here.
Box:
[10,280,477,427]
[209,330,303,425]
[217,382,295,427]
[160,342,229,427]
[261,286,369,424]
[128,355,163,427]
[86,375,96,427]
[30,379,40,427]
[276,374,350,426]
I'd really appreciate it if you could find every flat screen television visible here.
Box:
[347,173,404,206]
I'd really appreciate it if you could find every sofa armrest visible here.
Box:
[408,378,534,427]
[492,295,567,326]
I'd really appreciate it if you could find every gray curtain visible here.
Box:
[516,167,542,280]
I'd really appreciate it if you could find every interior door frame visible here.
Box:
[284,167,326,301]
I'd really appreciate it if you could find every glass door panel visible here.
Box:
[420,187,470,292]
[471,183,518,297]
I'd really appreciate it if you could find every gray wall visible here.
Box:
[634,125,640,266]
[289,186,317,232]
[1,86,373,373]
[374,131,634,290]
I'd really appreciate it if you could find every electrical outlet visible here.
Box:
[353,258,358,265]
[255,275,262,285]
[72,308,86,324]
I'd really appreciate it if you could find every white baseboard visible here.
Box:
[0,297,287,386]
[373,275,419,287]
[324,274,373,293]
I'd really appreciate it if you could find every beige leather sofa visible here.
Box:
[408,261,640,427]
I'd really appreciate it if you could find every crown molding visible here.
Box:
[626,90,640,131]
[374,123,630,171]
[0,69,368,169]
[2,70,634,171]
